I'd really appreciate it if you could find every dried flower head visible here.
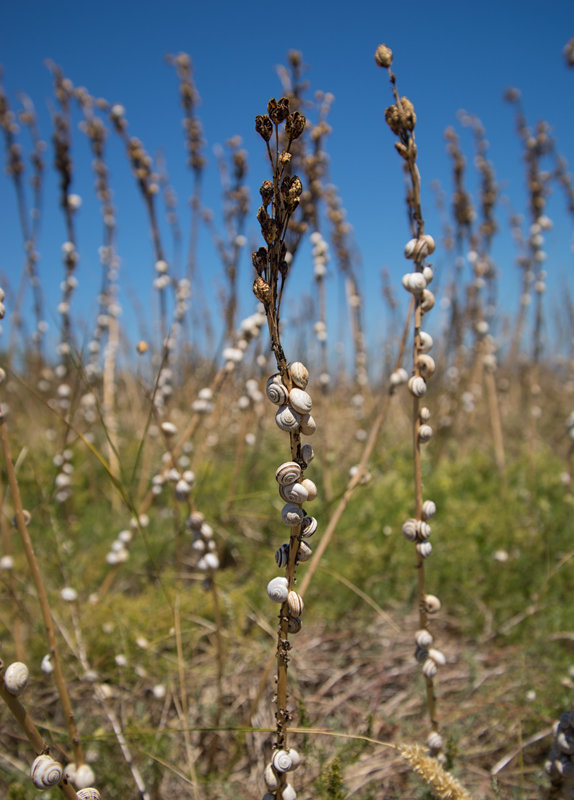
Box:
[255,114,273,141]
[267,96,290,124]
[375,43,393,68]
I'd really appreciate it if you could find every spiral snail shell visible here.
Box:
[422,657,438,678]
[301,443,314,464]
[296,541,312,563]
[75,764,96,789]
[402,519,418,542]
[422,500,437,519]
[287,590,304,617]
[281,503,304,527]
[288,616,302,633]
[416,541,432,558]
[267,576,289,603]
[422,266,434,284]
[4,661,29,696]
[275,543,290,568]
[276,461,302,486]
[300,478,317,502]
[300,516,318,538]
[418,424,433,443]
[423,594,441,614]
[279,482,309,504]
[419,406,431,423]
[419,330,433,353]
[428,648,446,666]
[418,521,432,540]
[264,762,279,790]
[427,731,444,752]
[289,387,312,415]
[289,361,309,390]
[30,755,63,789]
[281,784,297,800]
[299,413,317,435]
[266,376,289,405]
[415,629,434,648]
[416,354,436,378]
[408,376,427,397]
[420,289,435,312]
[272,748,301,773]
[76,790,101,800]
[401,272,427,294]
[275,405,301,432]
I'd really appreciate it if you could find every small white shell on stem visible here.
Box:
[275,405,301,432]
[415,629,433,648]
[422,500,437,519]
[76,790,101,800]
[279,482,309,504]
[300,516,318,538]
[275,461,302,485]
[289,362,309,389]
[287,591,304,617]
[30,755,63,789]
[267,576,289,603]
[4,661,29,696]
[422,658,438,678]
[289,387,312,414]
[300,478,317,501]
[408,376,427,397]
[299,413,316,435]
[423,594,441,614]
[281,504,304,526]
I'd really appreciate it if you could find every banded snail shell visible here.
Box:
[76,790,101,800]
[420,289,435,312]
[289,361,309,390]
[288,616,302,633]
[300,478,317,501]
[296,541,312,563]
[419,331,433,353]
[416,354,436,378]
[289,387,312,415]
[267,576,289,603]
[4,661,29,696]
[422,500,437,520]
[275,405,301,432]
[402,519,418,542]
[281,503,304,527]
[422,657,438,678]
[299,413,316,435]
[275,543,290,568]
[279,482,309,504]
[408,376,427,397]
[266,377,289,405]
[415,629,434,648]
[30,755,63,789]
[287,590,304,617]
[276,461,302,486]
[418,521,431,540]
[416,541,432,558]
[300,516,318,538]
[75,764,96,788]
[423,594,441,614]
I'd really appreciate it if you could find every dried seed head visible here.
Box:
[267,97,290,124]
[260,180,274,206]
[255,114,273,142]
[374,44,393,68]
[253,276,272,304]
[285,111,306,140]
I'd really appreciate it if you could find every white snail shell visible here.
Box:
[267,576,289,603]
[419,406,431,422]
[288,616,302,633]
[423,594,441,614]
[160,421,177,437]
[416,542,432,558]
[428,648,446,666]
[417,354,436,378]
[404,238,417,259]
[422,657,438,678]
[264,762,279,790]
[422,266,434,284]
[30,755,63,789]
[287,590,304,617]
[300,516,318,538]
[272,749,295,773]
[289,387,312,415]
[276,461,302,486]
[279,482,309,504]
[427,731,443,752]
[299,413,316,435]
[275,405,301,432]
[4,661,29,696]
[390,367,409,386]
[401,272,427,293]
[408,376,427,397]
[282,784,297,800]
[402,519,418,542]
[289,361,309,390]
[418,521,431,540]
[76,790,101,800]
[415,629,434,648]
[422,500,437,519]
[301,444,314,464]
[296,541,312,563]
[418,424,433,443]
[419,331,433,353]
[281,503,304,527]
[275,543,290,568]
[266,377,289,405]
[75,764,96,788]
[300,478,317,501]
[420,289,435,312]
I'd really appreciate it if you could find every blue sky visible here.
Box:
[0,0,573,366]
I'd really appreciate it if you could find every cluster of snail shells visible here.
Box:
[407,339,436,401]
[402,499,436,558]
[546,711,574,787]
[186,512,220,573]
[263,747,301,798]
[266,363,316,436]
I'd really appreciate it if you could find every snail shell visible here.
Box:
[289,362,309,389]
[418,521,431,540]
[275,405,301,432]
[427,732,443,752]
[428,648,446,666]
[276,461,303,486]
[408,376,427,397]
[287,591,304,617]
[281,503,304,527]
[404,238,417,259]
[300,516,318,538]
[422,266,434,284]
[30,755,63,789]
[289,387,312,415]
[418,424,433,443]
[416,354,436,378]
[415,629,434,648]
[296,541,312,563]
[422,657,438,678]
[402,519,418,542]
[76,790,101,800]
[416,542,432,558]
[301,444,314,464]
[300,478,317,501]
[422,500,436,519]
[275,543,290,568]
[272,749,295,773]
[75,764,96,788]
[288,616,302,633]
[419,331,433,353]
[4,661,29,696]
[266,376,289,405]
[401,272,427,294]
[419,406,431,423]
[264,762,279,790]
[420,289,435,312]
[299,413,316,435]
[423,594,441,614]
[279,482,309,504]
[160,421,177,437]
[282,784,297,800]
[267,576,289,603]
